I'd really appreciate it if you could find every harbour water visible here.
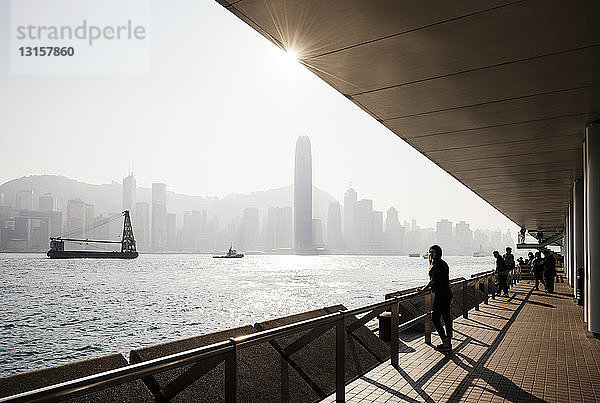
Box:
[0,253,496,377]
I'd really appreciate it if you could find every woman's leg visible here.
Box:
[441,307,453,341]
[431,308,446,341]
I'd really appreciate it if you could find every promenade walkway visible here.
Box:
[323,278,600,402]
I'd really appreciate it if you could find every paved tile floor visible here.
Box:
[323,277,600,402]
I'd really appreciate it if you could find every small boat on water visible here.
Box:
[408,253,420,257]
[473,250,487,257]
[213,245,244,258]
[47,210,138,259]
[423,252,429,259]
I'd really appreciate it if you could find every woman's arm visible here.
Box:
[422,279,435,291]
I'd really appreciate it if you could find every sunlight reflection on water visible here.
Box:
[0,253,495,376]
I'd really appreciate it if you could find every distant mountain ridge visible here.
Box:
[0,175,339,227]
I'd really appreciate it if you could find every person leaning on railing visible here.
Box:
[421,244,453,352]
[493,250,509,296]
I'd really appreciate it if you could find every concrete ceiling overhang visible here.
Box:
[217,0,600,233]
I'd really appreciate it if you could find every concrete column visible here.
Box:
[574,180,584,305]
[584,138,590,323]
[569,199,575,288]
[585,122,600,335]
[565,205,571,286]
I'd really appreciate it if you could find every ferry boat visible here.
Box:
[408,253,420,257]
[47,211,138,259]
[213,244,244,258]
[472,250,487,257]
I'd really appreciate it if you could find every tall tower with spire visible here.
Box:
[294,135,313,251]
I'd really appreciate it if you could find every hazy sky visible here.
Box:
[0,0,519,233]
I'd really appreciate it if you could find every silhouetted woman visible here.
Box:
[533,251,546,291]
[423,244,453,351]
[543,250,556,293]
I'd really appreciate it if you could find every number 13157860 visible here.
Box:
[19,47,75,56]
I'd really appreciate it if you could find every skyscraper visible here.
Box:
[356,199,373,249]
[67,199,85,239]
[135,202,150,251]
[372,210,384,251]
[384,207,403,254]
[501,230,514,250]
[167,213,177,251]
[265,206,292,251]
[15,190,34,210]
[39,193,57,212]
[84,203,94,238]
[326,202,343,250]
[491,229,502,250]
[343,187,357,250]
[312,218,323,247]
[455,221,473,255]
[122,174,136,212]
[241,207,259,251]
[151,183,167,251]
[436,219,453,250]
[294,135,312,251]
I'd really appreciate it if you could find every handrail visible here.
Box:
[234,310,343,348]
[0,270,507,403]
[347,288,426,316]
[450,276,467,284]
[0,340,235,403]
[471,270,495,278]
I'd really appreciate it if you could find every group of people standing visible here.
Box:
[521,250,557,293]
[493,247,516,296]
[423,244,559,353]
[495,247,557,294]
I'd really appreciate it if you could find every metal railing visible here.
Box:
[0,268,520,403]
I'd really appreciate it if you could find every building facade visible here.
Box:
[293,136,312,252]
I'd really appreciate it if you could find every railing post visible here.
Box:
[475,278,480,311]
[424,292,432,344]
[491,273,496,299]
[391,300,399,368]
[484,275,489,304]
[462,280,468,319]
[336,313,345,402]
[225,339,237,403]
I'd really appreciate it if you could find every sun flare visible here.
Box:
[286,49,299,64]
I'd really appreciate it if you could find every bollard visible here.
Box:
[391,301,399,368]
[336,314,345,402]
[462,280,468,319]
[484,275,489,304]
[475,278,480,311]
[424,292,432,345]
[377,312,392,342]
[225,339,237,403]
